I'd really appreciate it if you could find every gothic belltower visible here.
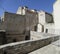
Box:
[53,0,60,34]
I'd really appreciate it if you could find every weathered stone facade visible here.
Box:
[4,12,26,34]
[0,12,26,44]
[0,10,38,44]
[38,10,54,34]
[17,6,38,31]
[0,6,54,45]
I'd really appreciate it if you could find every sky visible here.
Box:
[0,0,56,17]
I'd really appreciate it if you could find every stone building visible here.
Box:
[31,10,54,40]
[17,6,54,34]
[0,6,54,45]
[0,12,26,44]
[37,10,54,34]
[17,6,38,40]
[17,6,38,31]
[0,7,38,44]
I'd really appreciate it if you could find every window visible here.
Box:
[46,29,48,33]
[34,25,37,31]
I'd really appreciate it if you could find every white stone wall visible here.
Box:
[53,0,60,29]
[44,23,55,34]
[30,31,56,40]
[38,10,54,33]
[38,11,45,25]
[53,0,60,35]
[37,11,45,33]
[16,7,25,15]
[37,24,42,32]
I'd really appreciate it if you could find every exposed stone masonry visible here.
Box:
[0,34,59,54]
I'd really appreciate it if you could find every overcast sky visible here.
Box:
[0,0,56,17]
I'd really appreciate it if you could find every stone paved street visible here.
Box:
[29,40,60,54]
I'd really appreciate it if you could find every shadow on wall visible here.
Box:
[25,35,30,40]
[25,30,30,40]
[0,31,7,45]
